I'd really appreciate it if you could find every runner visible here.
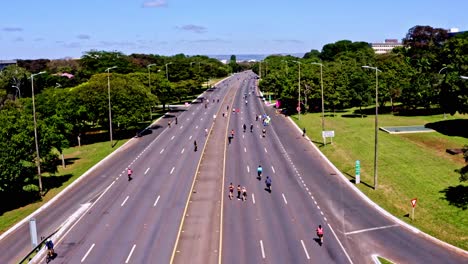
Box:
[229,183,234,200]
[237,185,241,199]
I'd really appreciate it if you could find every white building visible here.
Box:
[371,39,403,54]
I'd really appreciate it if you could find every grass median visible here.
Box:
[293,110,468,250]
[0,139,129,234]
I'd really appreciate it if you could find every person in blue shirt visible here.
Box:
[265,176,272,192]
[257,165,263,178]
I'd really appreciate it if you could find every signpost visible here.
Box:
[355,160,360,184]
[322,130,335,145]
[411,198,417,220]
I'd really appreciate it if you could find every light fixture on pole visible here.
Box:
[311,62,325,132]
[362,65,382,190]
[293,60,301,119]
[106,66,117,147]
[461,76,468,80]
[31,71,46,194]
[12,85,20,99]
[147,63,156,89]
[165,62,173,80]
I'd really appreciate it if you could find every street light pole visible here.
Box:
[106,66,117,147]
[165,62,173,80]
[12,85,20,99]
[311,62,325,132]
[31,71,46,194]
[147,63,156,89]
[460,76,468,80]
[362,65,381,190]
[293,61,301,119]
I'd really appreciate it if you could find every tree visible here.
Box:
[80,50,134,78]
[0,65,30,105]
[229,55,239,73]
[303,49,320,59]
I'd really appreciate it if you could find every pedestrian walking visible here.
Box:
[242,186,247,201]
[229,183,234,199]
[205,128,209,137]
[168,121,171,128]
[237,185,241,199]
[175,117,178,125]
[302,127,306,137]
[250,124,254,132]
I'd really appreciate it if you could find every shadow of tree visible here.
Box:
[425,119,468,138]
[42,174,74,195]
[439,185,468,210]
[0,192,41,216]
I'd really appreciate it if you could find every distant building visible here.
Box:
[371,39,403,54]
[0,60,17,70]
[448,27,467,37]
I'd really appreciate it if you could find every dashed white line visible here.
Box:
[252,193,256,204]
[160,148,164,154]
[153,195,160,207]
[271,166,276,173]
[189,135,192,140]
[247,166,250,173]
[181,148,185,154]
[144,168,150,175]
[264,148,267,153]
[180,125,183,129]
[170,167,175,174]
[300,240,310,260]
[81,243,95,262]
[242,134,245,139]
[259,240,266,259]
[171,136,175,140]
[344,224,399,235]
[121,196,129,207]
[282,193,288,204]
[196,125,199,129]
[244,147,247,152]
[125,244,136,264]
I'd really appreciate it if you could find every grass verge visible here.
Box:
[293,110,468,250]
[0,139,129,234]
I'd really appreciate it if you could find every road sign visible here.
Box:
[296,106,301,112]
[411,198,417,207]
[322,130,335,138]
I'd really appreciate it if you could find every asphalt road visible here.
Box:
[1,71,467,264]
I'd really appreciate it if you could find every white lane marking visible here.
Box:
[264,148,267,153]
[260,240,266,259]
[170,167,175,174]
[243,134,245,139]
[186,118,189,121]
[121,196,129,207]
[282,193,288,204]
[344,224,399,235]
[144,168,150,175]
[125,244,136,264]
[300,240,310,260]
[81,243,95,262]
[196,125,199,129]
[181,148,185,154]
[180,125,183,129]
[153,195,160,207]
[252,193,256,204]
[271,166,276,173]
[189,135,192,140]
[171,136,175,140]
[160,148,164,154]
[247,166,250,173]
[329,224,354,264]
[244,147,247,152]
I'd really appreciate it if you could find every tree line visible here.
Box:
[0,51,229,198]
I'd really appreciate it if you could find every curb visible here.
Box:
[286,115,468,257]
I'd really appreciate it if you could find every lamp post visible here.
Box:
[311,62,325,132]
[12,85,20,99]
[362,65,381,190]
[293,61,301,119]
[461,76,468,80]
[106,66,117,147]
[165,62,173,80]
[438,67,448,119]
[147,63,156,89]
[31,71,46,194]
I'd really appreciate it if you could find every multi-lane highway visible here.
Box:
[0,70,467,264]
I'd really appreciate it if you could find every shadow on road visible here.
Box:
[439,185,468,210]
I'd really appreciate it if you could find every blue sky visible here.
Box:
[0,0,466,59]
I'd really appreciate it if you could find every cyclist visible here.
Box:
[257,165,263,179]
[45,239,54,258]
[250,123,253,132]
[265,176,272,192]
[194,140,198,152]
[243,124,247,133]
[228,183,234,200]
[127,168,133,181]
[262,128,266,137]
[316,225,324,245]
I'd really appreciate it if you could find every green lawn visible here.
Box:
[377,256,394,264]
[0,139,129,233]
[294,110,468,250]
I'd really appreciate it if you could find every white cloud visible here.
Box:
[3,27,23,32]
[14,37,24,42]
[142,0,167,8]
[273,39,303,44]
[77,34,91,40]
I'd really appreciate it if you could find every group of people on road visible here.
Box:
[228,183,247,201]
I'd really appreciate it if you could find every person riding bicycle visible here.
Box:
[257,165,263,178]
[45,239,54,257]
[265,176,272,191]
[262,128,266,137]
[316,225,324,244]
[243,124,247,133]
